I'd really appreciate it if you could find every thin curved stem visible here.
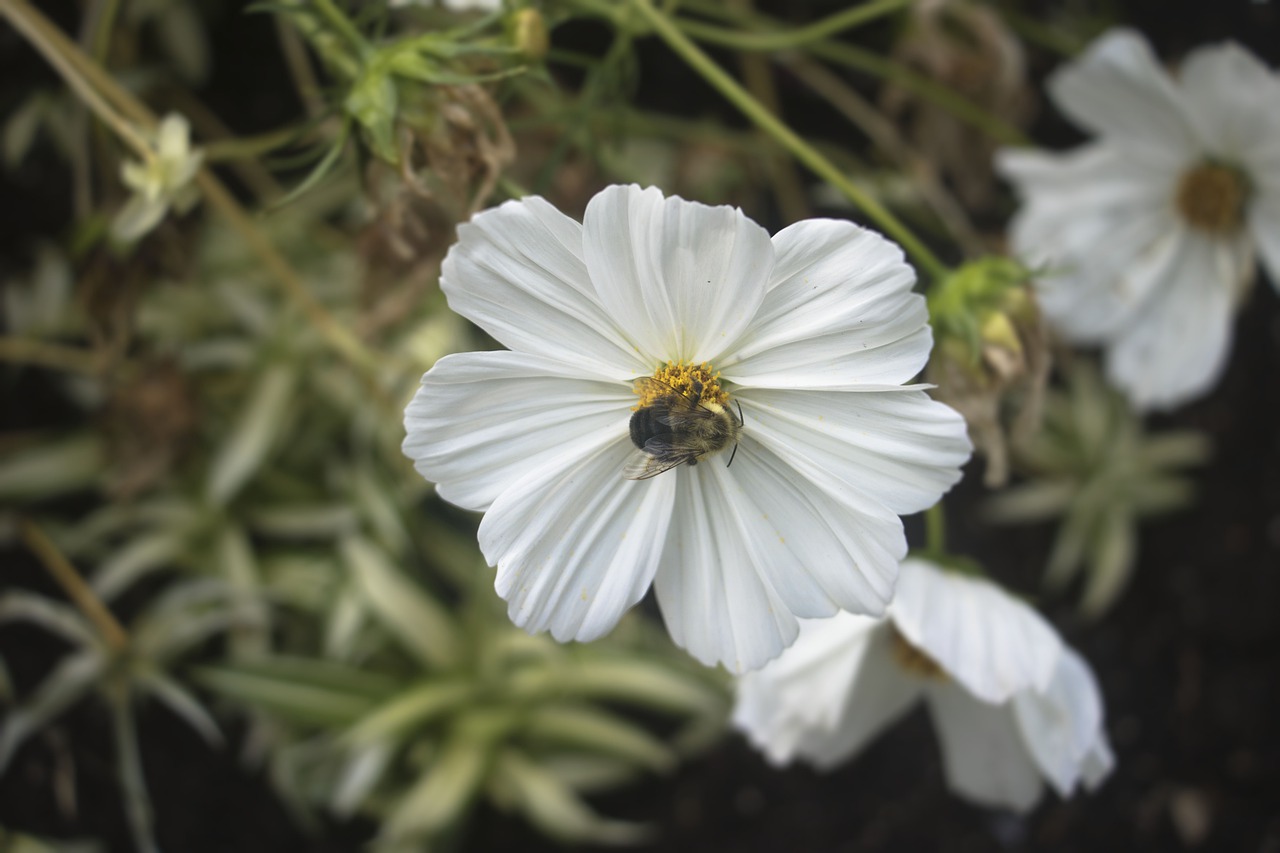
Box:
[676,0,1030,147]
[678,0,913,51]
[630,0,950,282]
[20,518,129,651]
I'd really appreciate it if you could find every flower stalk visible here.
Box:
[629,0,950,283]
[19,518,129,652]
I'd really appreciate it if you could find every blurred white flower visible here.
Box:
[403,184,970,673]
[734,558,1113,812]
[998,29,1280,411]
[113,113,203,242]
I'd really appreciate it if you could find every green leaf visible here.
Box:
[206,364,296,505]
[346,680,477,745]
[0,435,103,502]
[493,750,650,845]
[381,737,488,841]
[514,657,726,716]
[522,705,676,772]
[135,670,222,746]
[194,657,396,727]
[341,535,460,670]
[0,649,104,772]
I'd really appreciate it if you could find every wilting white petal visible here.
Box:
[1047,28,1197,163]
[733,614,892,765]
[442,196,647,379]
[1013,648,1107,797]
[582,184,774,366]
[891,559,1062,703]
[787,623,922,769]
[927,684,1045,813]
[481,439,676,643]
[402,351,632,512]
[721,219,929,388]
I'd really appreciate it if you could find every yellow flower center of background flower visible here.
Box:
[889,626,949,680]
[1176,162,1248,234]
[634,361,730,409]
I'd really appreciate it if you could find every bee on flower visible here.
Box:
[403,184,971,672]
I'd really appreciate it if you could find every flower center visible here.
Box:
[634,361,730,409]
[1175,162,1248,234]
[889,626,948,681]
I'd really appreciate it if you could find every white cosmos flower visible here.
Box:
[402,185,971,673]
[733,558,1114,812]
[997,29,1280,411]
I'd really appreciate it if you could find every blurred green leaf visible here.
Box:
[493,750,651,845]
[341,535,460,670]
[0,436,103,502]
[381,737,488,841]
[194,658,396,727]
[206,364,296,506]
[0,649,104,772]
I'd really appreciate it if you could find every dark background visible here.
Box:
[2,1,1279,851]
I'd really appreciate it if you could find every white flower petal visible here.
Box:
[700,438,904,620]
[740,388,970,516]
[927,684,1044,813]
[1248,196,1280,291]
[1178,41,1280,164]
[441,196,646,379]
[403,351,633,512]
[999,144,1181,343]
[1105,229,1242,411]
[720,219,930,388]
[652,463,800,674]
[481,438,676,643]
[112,195,170,242]
[1012,648,1106,797]
[1047,28,1198,164]
[156,114,192,161]
[788,621,922,769]
[891,559,1063,704]
[1081,732,1116,791]
[582,185,774,365]
[733,614,890,765]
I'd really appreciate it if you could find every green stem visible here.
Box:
[676,0,1029,147]
[677,0,913,51]
[630,0,950,282]
[924,503,946,554]
[310,0,370,58]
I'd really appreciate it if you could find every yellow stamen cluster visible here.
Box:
[889,626,949,681]
[1176,162,1248,234]
[634,361,729,409]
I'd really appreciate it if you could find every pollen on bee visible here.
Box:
[633,360,730,409]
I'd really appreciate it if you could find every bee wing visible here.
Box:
[623,448,692,480]
[632,376,705,409]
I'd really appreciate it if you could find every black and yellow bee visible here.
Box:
[624,377,744,480]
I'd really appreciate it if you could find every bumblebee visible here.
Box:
[624,376,744,480]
